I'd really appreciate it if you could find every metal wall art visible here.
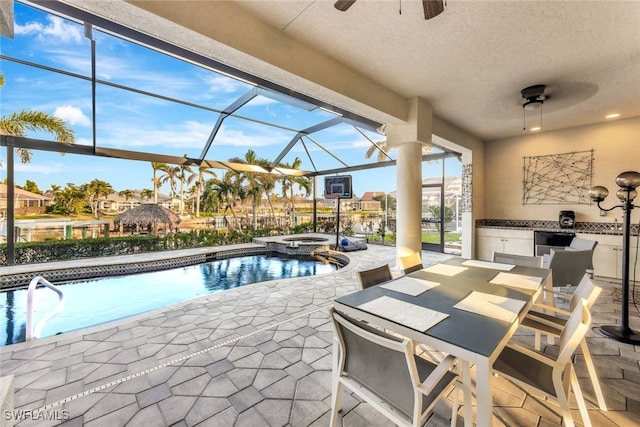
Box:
[523,149,593,205]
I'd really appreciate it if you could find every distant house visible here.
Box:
[357,191,384,211]
[0,184,53,217]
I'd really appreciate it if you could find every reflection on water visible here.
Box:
[1,255,336,346]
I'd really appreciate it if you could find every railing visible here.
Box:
[26,277,65,341]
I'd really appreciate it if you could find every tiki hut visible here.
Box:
[114,204,180,235]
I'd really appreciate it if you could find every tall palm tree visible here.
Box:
[210,172,243,230]
[0,74,75,163]
[82,179,114,218]
[150,162,169,204]
[177,165,194,216]
[279,157,311,227]
[159,165,180,201]
[193,165,217,218]
[228,149,269,229]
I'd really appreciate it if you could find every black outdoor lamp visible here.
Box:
[589,171,640,344]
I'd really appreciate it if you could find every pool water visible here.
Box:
[0,254,338,346]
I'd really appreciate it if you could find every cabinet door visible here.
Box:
[477,236,505,261]
[593,244,621,279]
[503,237,534,257]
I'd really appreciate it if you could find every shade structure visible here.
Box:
[114,204,180,234]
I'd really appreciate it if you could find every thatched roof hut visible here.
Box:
[114,204,180,234]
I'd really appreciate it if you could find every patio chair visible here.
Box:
[547,249,593,287]
[540,237,598,272]
[329,308,460,427]
[494,299,593,427]
[520,274,607,410]
[398,252,423,275]
[356,264,393,289]
[492,252,544,268]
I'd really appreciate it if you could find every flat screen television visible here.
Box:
[324,175,353,199]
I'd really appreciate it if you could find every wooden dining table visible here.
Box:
[333,258,552,427]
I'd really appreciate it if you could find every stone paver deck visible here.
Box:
[1,245,639,426]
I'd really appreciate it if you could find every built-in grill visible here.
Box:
[534,230,575,256]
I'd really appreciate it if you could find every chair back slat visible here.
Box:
[570,274,602,311]
[357,264,392,289]
[398,252,423,274]
[558,300,591,363]
[492,252,544,268]
[332,310,417,417]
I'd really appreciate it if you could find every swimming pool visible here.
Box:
[0,254,338,346]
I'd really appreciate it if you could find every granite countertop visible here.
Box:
[476,220,629,236]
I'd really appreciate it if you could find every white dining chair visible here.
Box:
[492,251,543,268]
[398,252,423,275]
[329,308,460,427]
[494,299,593,427]
[520,274,607,410]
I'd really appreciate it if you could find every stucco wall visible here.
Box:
[484,117,640,223]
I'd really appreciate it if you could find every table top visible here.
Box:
[333,258,551,359]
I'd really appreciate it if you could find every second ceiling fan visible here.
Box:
[334,0,445,20]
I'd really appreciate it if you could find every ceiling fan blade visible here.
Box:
[334,0,357,12]
[422,0,444,20]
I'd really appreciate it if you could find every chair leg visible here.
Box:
[330,381,343,427]
[553,369,576,427]
[569,366,593,427]
[581,340,607,410]
[330,339,343,427]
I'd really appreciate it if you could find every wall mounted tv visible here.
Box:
[324,175,353,199]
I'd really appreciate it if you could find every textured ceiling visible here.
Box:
[231,0,640,141]
[61,0,640,142]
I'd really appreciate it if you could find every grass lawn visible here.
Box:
[422,231,461,243]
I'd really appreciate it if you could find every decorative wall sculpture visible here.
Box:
[462,163,473,212]
[523,149,593,205]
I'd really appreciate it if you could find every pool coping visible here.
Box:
[0,233,352,289]
[1,245,358,352]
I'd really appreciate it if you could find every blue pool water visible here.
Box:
[0,254,338,346]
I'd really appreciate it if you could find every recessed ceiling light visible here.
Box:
[606,113,620,119]
[530,127,541,132]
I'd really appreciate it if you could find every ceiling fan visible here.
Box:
[334,0,445,20]
[521,84,547,110]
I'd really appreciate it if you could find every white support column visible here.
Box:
[387,97,432,264]
[396,142,423,258]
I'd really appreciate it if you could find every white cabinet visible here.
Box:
[587,233,640,280]
[476,228,534,261]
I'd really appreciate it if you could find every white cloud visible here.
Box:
[202,74,249,94]
[54,105,91,127]
[15,16,83,44]
[14,162,65,175]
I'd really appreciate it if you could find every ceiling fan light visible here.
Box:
[523,99,543,111]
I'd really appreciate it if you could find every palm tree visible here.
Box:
[193,166,217,218]
[118,189,136,210]
[0,74,75,163]
[140,188,154,202]
[279,157,311,227]
[82,179,114,218]
[177,165,194,215]
[228,149,270,229]
[210,172,243,230]
[159,165,180,203]
[150,162,169,204]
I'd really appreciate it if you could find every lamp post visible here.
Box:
[589,171,640,345]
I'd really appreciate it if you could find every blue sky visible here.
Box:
[1,2,458,197]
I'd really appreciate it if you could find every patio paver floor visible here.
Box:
[1,244,639,426]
